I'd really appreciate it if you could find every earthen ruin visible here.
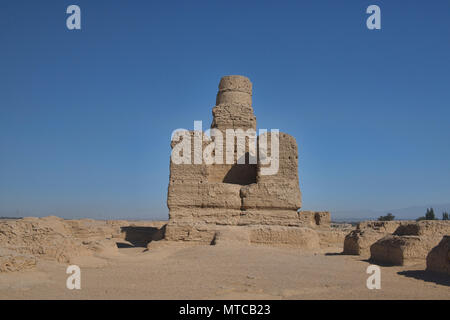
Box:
[0,216,166,272]
[369,220,450,266]
[164,75,332,246]
[426,235,450,276]
[343,220,450,271]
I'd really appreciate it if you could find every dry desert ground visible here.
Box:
[0,217,448,300]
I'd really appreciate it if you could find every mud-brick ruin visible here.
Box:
[165,75,333,247]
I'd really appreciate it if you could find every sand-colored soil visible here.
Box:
[0,241,448,300]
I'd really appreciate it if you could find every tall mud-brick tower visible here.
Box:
[165,75,330,246]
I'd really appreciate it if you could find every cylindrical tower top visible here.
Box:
[218,75,252,94]
[216,75,252,107]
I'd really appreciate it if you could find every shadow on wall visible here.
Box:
[119,225,166,247]
[222,163,257,185]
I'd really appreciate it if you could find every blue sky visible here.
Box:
[1,1,449,220]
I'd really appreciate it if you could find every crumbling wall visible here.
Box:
[0,217,166,272]
[426,235,450,275]
[369,220,450,265]
[343,221,407,256]
[165,75,329,247]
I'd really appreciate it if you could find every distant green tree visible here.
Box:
[417,207,436,221]
[425,207,436,220]
[443,212,449,220]
[378,213,395,221]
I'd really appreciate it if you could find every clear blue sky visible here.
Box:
[1,1,449,219]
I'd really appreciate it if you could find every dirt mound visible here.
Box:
[0,249,37,273]
[0,216,90,265]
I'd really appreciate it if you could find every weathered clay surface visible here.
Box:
[0,217,91,265]
[393,220,450,237]
[370,235,424,265]
[249,226,320,249]
[369,221,450,265]
[0,217,166,272]
[215,75,253,110]
[211,226,251,246]
[426,235,450,275]
[317,228,352,249]
[167,223,321,249]
[0,248,37,273]
[165,76,332,247]
[164,209,332,243]
[343,221,406,256]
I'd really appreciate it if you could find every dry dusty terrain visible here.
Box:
[0,240,448,300]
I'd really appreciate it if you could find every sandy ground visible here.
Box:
[0,241,448,300]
